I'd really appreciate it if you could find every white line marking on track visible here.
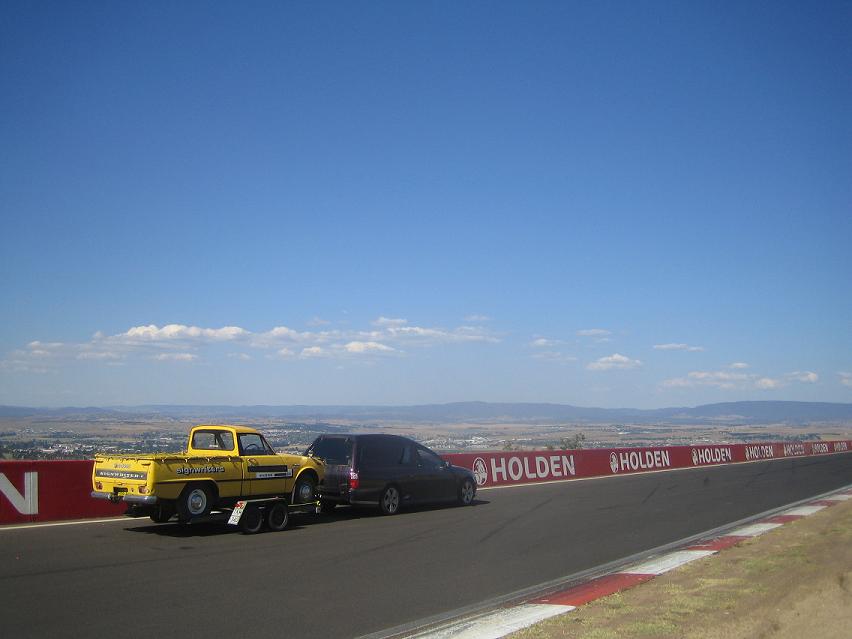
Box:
[621,550,716,576]
[0,517,128,532]
[781,505,826,517]
[821,494,852,501]
[413,604,575,639]
[727,522,783,537]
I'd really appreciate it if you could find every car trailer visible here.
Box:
[227,497,321,534]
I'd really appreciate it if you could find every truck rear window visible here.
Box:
[192,430,235,451]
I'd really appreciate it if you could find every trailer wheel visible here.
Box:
[150,504,175,523]
[266,502,289,531]
[239,505,264,534]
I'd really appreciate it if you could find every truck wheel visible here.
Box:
[239,505,264,534]
[379,485,400,515]
[458,478,475,506]
[266,502,288,531]
[177,484,213,520]
[292,475,316,505]
[150,504,175,523]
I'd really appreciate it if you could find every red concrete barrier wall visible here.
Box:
[443,440,852,489]
[1,440,850,525]
[0,460,124,524]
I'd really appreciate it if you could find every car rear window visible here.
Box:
[309,437,353,465]
[359,439,407,467]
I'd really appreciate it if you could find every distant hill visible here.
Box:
[1,400,851,425]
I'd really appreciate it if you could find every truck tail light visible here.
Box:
[138,486,148,494]
[349,468,359,490]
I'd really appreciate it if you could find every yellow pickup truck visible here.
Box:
[91,424,324,524]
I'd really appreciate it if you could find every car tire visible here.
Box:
[239,505,264,534]
[379,485,401,515]
[458,478,475,506]
[177,484,213,521]
[266,502,288,532]
[292,475,316,505]
[149,504,175,523]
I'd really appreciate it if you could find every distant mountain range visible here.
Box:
[1,401,851,425]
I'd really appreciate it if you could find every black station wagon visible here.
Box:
[305,434,476,515]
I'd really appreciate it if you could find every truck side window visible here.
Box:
[238,433,273,455]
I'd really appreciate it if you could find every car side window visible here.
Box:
[416,445,445,469]
[360,440,406,467]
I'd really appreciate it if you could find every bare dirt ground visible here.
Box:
[513,496,852,639]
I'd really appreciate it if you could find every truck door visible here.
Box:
[238,432,291,497]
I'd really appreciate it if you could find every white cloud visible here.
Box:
[464,314,490,322]
[3,316,500,369]
[532,351,578,363]
[839,372,852,388]
[787,371,818,384]
[77,351,122,361]
[577,328,611,337]
[653,343,705,352]
[531,337,561,348]
[662,368,819,391]
[122,324,248,342]
[587,353,642,371]
[373,316,408,327]
[306,317,331,327]
[756,377,782,390]
[730,362,750,369]
[343,341,396,354]
[153,353,197,362]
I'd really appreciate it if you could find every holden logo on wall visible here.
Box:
[609,452,619,473]
[472,458,488,486]
[691,449,699,465]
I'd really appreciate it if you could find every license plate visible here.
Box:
[228,501,247,525]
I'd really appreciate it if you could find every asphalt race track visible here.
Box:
[2,455,850,638]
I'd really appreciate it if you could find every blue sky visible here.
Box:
[1,2,850,408]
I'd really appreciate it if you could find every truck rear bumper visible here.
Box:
[91,491,158,505]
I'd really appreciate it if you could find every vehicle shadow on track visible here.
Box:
[121,499,489,537]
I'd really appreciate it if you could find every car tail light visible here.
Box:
[95,481,103,490]
[349,468,359,490]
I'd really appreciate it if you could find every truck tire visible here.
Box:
[177,484,213,521]
[266,502,288,531]
[292,475,316,505]
[239,505,264,534]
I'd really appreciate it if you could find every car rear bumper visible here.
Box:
[91,491,158,505]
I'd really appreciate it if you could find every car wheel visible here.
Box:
[458,478,475,506]
[379,485,401,515]
[266,502,288,532]
[149,504,175,523]
[177,484,213,521]
[292,475,316,505]
[239,505,264,534]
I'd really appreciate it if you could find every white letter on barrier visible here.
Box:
[491,457,507,483]
[0,472,38,515]
[562,455,576,476]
